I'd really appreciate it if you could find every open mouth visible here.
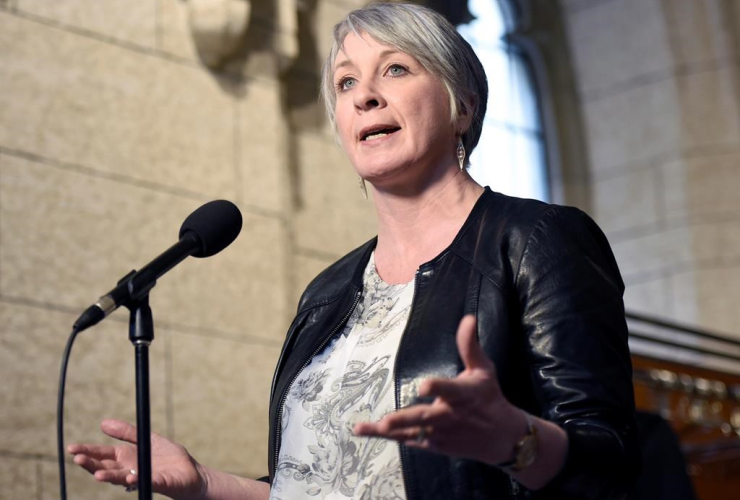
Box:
[361,126,401,142]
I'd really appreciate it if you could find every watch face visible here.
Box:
[517,435,537,469]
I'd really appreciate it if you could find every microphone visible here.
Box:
[73,200,242,333]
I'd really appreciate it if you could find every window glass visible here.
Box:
[458,0,549,201]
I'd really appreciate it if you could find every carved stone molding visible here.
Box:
[188,0,252,68]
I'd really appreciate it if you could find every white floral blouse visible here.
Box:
[269,253,413,500]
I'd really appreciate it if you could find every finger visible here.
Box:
[456,315,493,372]
[354,405,429,436]
[72,455,121,475]
[93,468,137,486]
[403,431,454,450]
[68,443,117,460]
[420,377,479,404]
[398,425,458,449]
[357,422,438,446]
[354,403,455,437]
[403,438,434,449]
[125,470,139,486]
[72,454,104,475]
[101,419,138,444]
[386,426,427,442]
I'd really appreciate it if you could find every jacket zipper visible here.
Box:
[509,476,520,497]
[272,289,362,476]
[395,268,422,500]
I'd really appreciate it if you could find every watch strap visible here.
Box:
[496,412,537,471]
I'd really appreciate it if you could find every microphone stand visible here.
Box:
[127,294,155,500]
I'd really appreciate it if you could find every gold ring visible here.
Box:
[125,470,138,492]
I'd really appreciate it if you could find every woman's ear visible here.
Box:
[456,94,476,135]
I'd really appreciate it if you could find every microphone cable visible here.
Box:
[57,326,82,500]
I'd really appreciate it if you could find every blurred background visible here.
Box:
[0,0,738,498]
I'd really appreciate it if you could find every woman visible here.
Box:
[69,3,639,499]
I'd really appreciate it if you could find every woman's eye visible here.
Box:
[387,65,407,76]
[337,77,356,91]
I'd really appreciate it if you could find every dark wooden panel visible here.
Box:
[632,355,740,500]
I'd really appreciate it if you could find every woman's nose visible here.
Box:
[353,82,386,111]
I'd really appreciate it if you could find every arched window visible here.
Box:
[458,0,549,202]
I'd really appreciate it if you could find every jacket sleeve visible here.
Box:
[514,206,640,499]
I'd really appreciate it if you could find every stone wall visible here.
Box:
[560,0,740,339]
[0,0,374,498]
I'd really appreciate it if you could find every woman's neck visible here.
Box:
[371,169,484,284]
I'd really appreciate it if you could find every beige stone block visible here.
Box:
[0,303,167,458]
[660,0,735,65]
[591,167,660,234]
[613,219,740,282]
[330,0,366,9]
[0,154,193,312]
[582,77,681,173]
[0,14,237,199]
[676,66,740,149]
[669,266,740,339]
[236,21,296,78]
[285,69,330,134]
[623,277,672,318]
[611,226,693,280]
[690,221,740,264]
[0,155,289,341]
[155,209,291,341]
[313,0,354,73]
[18,0,157,48]
[237,81,286,213]
[160,0,200,61]
[577,41,740,177]
[551,175,591,211]
[0,456,38,499]
[170,332,279,477]
[293,133,377,256]
[662,151,740,218]
[281,1,353,136]
[667,268,701,326]
[40,459,169,500]
[564,0,673,93]
[275,0,361,69]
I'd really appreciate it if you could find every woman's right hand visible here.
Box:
[68,419,205,500]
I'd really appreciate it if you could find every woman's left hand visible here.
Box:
[353,315,527,466]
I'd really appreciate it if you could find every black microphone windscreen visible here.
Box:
[179,200,243,258]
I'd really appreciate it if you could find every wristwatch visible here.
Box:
[496,412,538,472]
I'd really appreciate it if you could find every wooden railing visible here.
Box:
[627,311,740,500]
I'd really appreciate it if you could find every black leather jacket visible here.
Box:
[266,189,639,499]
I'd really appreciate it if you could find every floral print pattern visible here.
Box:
[269,254,413,500]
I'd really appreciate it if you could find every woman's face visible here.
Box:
[332,32,459,190]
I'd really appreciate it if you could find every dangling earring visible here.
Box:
[359,176,368,200]
[456,138,466,171]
